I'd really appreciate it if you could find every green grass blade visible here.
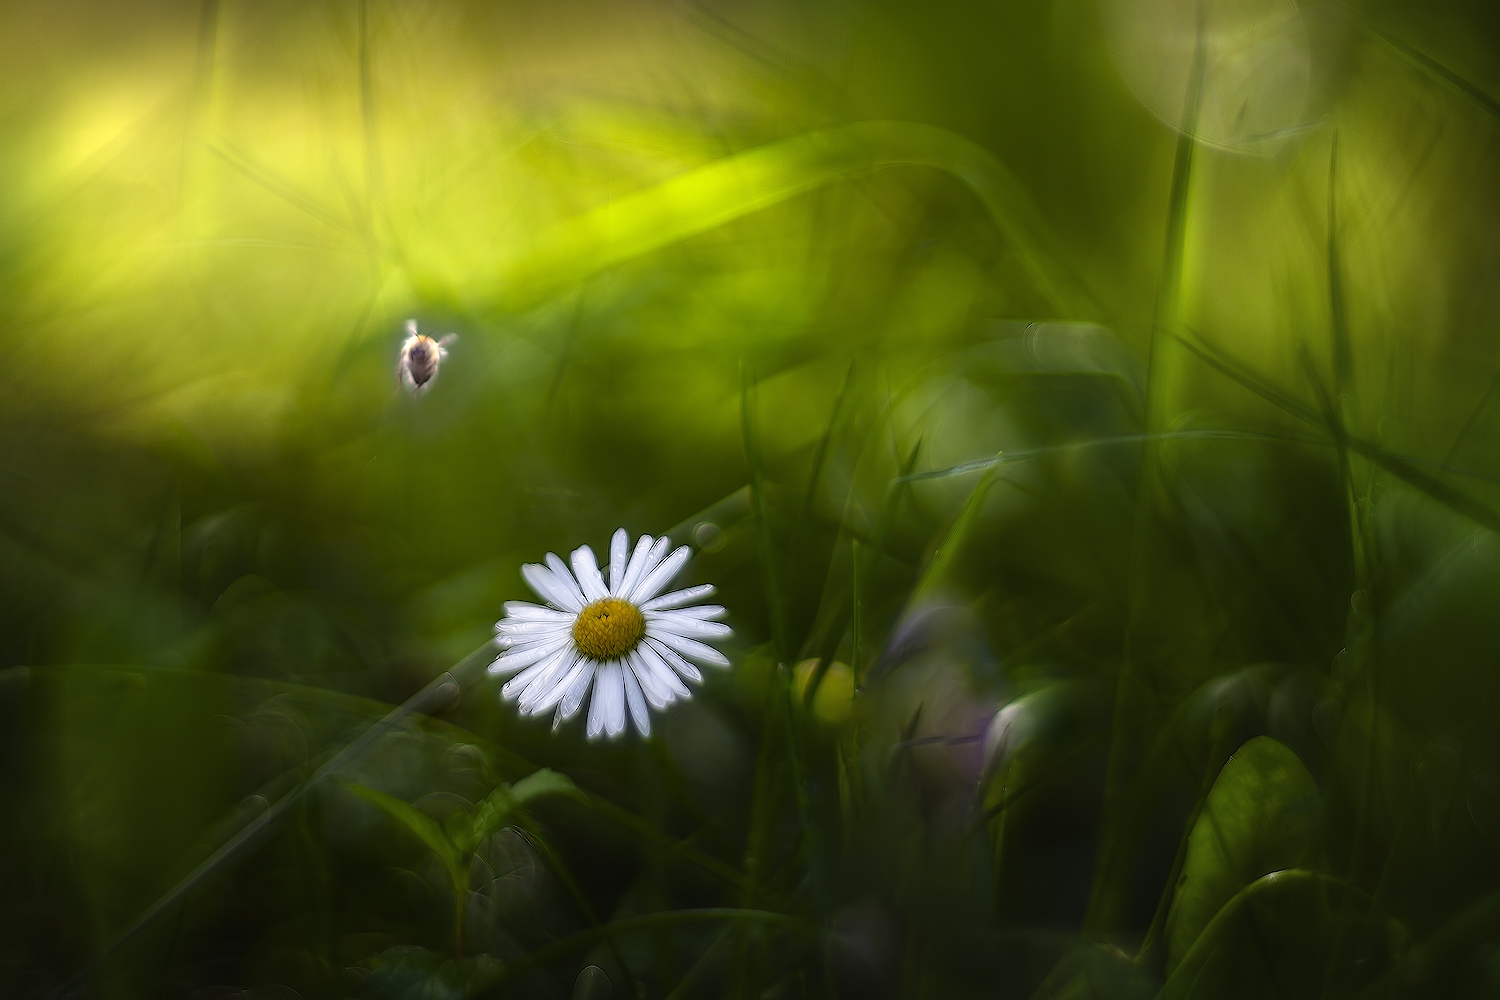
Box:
[1327,132,1353,406]
[802,359,857,517]
[906,460,1000,611]
[1362,18,1500,122]
[1174,330,1500,533]
[900,429,1335,483]
[489,121,1096,316]
[509,767,586,806]
[45,644,496,1000]
[743,364,788,663]
[1157,870,1385,1000]
[1088,19,1205,934]
[344,782,463,878]
[1442,374,1500,464]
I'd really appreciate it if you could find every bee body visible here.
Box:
[397,320,456,394]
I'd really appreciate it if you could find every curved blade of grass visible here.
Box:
[907,459,1001,611]
[488,120,1095,317]
[1442,374,1500,465]
[899,428,1336,483]
[1173,330,1500,532]
[808,434,920,696]
[1088,17,1205,934]
[46,642,496,1000]
[1163,737,1320,972]
[343,782,462,878]
[1314,132,1382,995]
[742,364,787,662]
[15,665,748,915]
[516,826,642,1000]
[1360,17,1500,122]
[802,359,857,517]
[460,768,585,856]
[1155,869,1390,1000]
[509,767,586,807]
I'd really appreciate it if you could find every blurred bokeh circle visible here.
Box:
[1100,0,1317,152]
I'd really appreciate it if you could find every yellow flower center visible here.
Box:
[572,598,646,661]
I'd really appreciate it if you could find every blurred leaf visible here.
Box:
[364,945,504,1000]
[908,462,1001,607]
[508,767,586,807]
[462,768,585,855]
[969,322,1147,405]
[1032,943,1156,1000]
[345,782,463,884]
[491,121,1094,316]
[1164,737,1320,973]
[1160,869,1399,1000]
[573,964,612,1000]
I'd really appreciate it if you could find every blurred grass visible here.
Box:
[4,0,1500,997]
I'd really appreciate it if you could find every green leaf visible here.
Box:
[908,461,1001,607]
[459,769,586,856]
[1158,869,1402,1000]
[344,782,463,883]
[1164,737,1320,974]
[489,121,1094,317]
[1030,943,1156,1000]
[509,767,586,807]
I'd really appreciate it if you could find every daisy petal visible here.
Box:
[622,664,651,737]
[494,634,567,655]
[608,528,629,593]
[522,563,584,612]
[637,641,693,697]
[503,601,572,622]
[615,534,656,598]
[654,604,725,620]
[545,553,588,608]
[645,636,703,684]
[489,635,571,677]
[503,646,570,700]
[605,666,627,738]
[519,648,581,714]
[496,618,572,639]
[557,662,596,724]
[629,545,691,604]
[586,676,606,740]
[628,650,675,708]
[525,653,586,716]
[595,661,626,739]
[571,545,610,602]
[641,584,715,611]
[651,629,730,668]
[646,611,732,639]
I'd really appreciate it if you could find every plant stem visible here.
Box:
[453,874,466,959]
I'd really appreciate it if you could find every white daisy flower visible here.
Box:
[489,529,732,739]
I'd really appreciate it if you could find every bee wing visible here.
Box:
[438,333,457,351]
[405,318,419,336]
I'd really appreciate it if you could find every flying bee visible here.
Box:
[397,319,457,394]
